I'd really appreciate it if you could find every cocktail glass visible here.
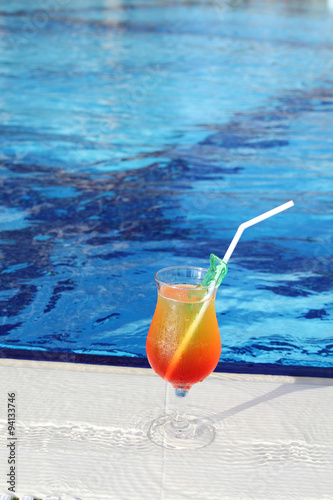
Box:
[146,201,295,449]
[146,266,221,450]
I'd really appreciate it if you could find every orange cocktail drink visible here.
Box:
[146,283,221,389]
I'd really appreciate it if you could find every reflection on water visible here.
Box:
[0,0,332,370]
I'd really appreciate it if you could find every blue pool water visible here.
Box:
[0,0,332,373]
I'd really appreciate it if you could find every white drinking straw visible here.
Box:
[165,200,295,380]
[223,200,294,264]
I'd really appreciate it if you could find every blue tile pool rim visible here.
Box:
[1,348,332,379]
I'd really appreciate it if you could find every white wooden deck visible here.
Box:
[1,358,332,500]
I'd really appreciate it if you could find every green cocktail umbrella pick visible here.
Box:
[201,254,228,287]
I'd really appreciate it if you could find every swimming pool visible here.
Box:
[0,0,332,375]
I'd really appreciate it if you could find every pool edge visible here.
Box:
[0,348,332,378]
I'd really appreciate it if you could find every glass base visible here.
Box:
[148,410,215,450]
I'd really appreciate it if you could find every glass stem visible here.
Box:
[172,388,190,430]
